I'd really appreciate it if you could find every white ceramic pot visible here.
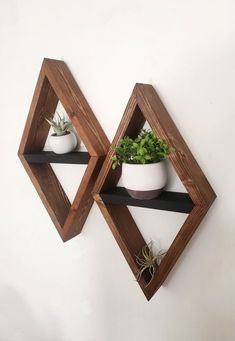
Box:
[122,161,167,199]
[49,132,77,154]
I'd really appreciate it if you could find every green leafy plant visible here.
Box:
[111,129,171,169]
[46,113,72,136]
[135,240,166,285]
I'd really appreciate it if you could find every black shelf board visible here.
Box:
[24,151,90,164]
[100,187,194,214]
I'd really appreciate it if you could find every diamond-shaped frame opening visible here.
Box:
[93,83,216,300]
[18,58,110,242]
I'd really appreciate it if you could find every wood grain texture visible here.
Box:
[43,58,109,156]
[19,73,59,153]
[18,59,110,241]
[93,193,151,294]
[94,89,145,192]
[93,83,216,300]
[62,156,105,241]
[135,84,215,206]
[19,154,69,239]
[145,204,210,299]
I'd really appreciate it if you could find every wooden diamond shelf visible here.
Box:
[93,83,216,300]
[18,58,109,242]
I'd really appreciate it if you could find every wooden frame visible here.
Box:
[93,83,216,300]
[18,58,110,242]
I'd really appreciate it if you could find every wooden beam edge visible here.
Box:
[18,154,66,240]
[43,58,110,156]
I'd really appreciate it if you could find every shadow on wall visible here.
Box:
[0,285,64,341]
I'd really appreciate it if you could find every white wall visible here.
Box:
[1,0,235,340]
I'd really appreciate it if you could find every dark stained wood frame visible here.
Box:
[18,58,110,242]
[93,83,216,300]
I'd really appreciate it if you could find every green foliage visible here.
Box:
[111,129,171,169]
[46,113,72,136]
[136,240,166,286]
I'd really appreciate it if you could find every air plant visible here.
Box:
[46,113,72,136]
[135,240,166,286]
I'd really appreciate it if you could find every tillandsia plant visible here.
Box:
[135,240,166,285]
[46,113,72,136]
[111,129,171,169]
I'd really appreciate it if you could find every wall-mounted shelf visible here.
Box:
[93,83,216,300]
[24,151,90,164]
[18,58,109,242]
[100,187,194,213]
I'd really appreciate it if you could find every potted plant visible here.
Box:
[111,129,172,199]
[136,240,165,285]
[46,113,77,154]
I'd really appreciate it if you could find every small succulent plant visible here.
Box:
[136,240,166,285]
[46,113,72,136]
